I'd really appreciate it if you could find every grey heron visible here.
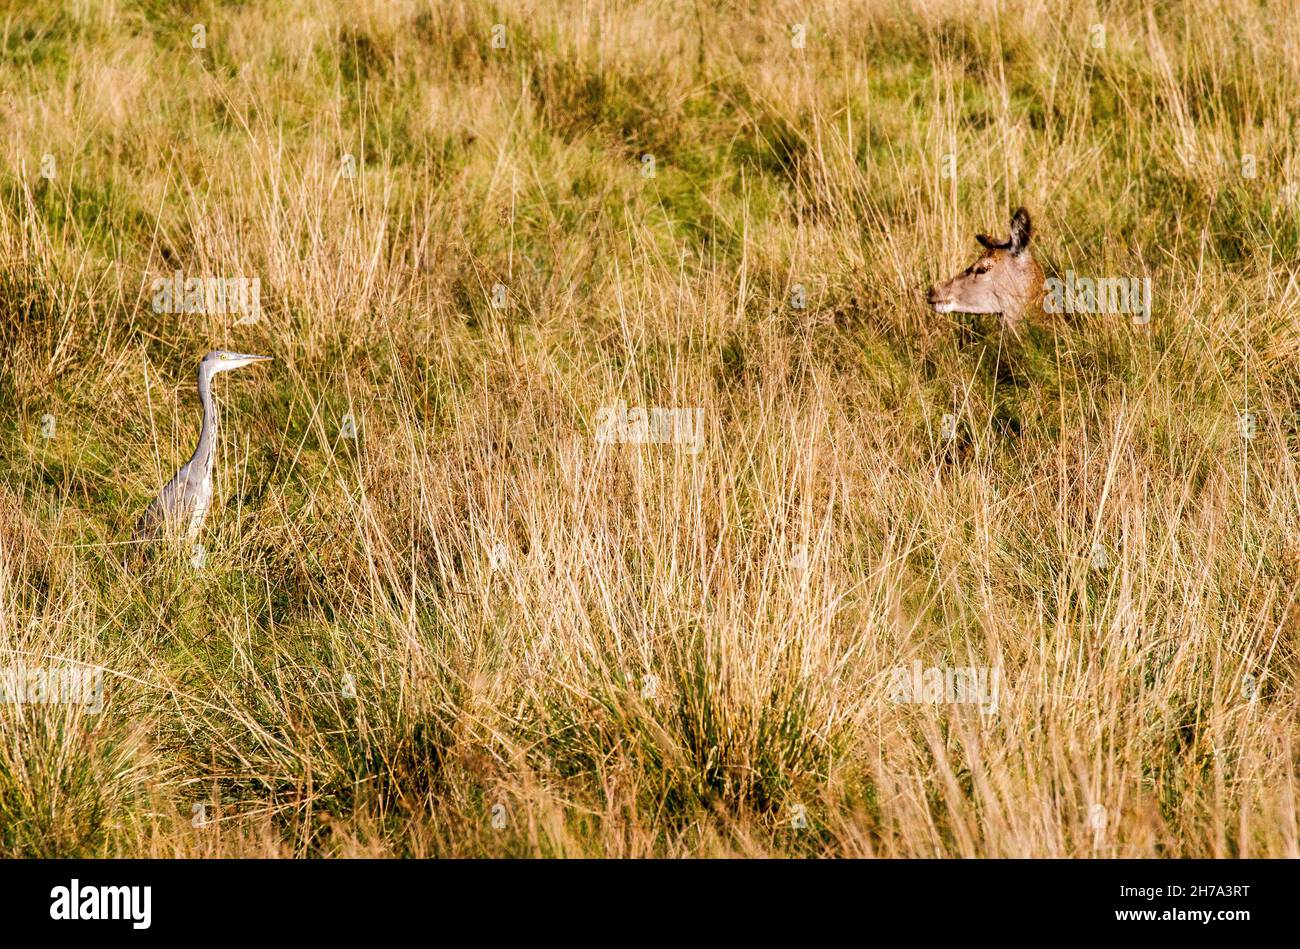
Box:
[134,350,272,544]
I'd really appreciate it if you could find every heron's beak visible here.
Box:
[231,354,272,368]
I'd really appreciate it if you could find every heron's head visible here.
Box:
[201,350,273,375]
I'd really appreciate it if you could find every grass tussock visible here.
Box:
[1,0,1299,857]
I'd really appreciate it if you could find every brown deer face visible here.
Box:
[926,208,1044,326]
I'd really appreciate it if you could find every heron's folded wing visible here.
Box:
[134,466,198,540]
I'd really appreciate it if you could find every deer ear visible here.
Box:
[1008,207,1032,254]
[976,233,1009,250]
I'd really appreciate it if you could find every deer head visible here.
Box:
[926,207,1044,328]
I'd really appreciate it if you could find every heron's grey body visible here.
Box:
[134,351,270,543]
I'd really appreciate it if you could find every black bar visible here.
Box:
[0,858,1282,936]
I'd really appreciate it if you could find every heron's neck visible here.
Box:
[191,367,218,473]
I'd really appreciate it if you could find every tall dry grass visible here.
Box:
[1,0,1298,856]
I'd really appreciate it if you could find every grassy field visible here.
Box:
[1,0,1298,858]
